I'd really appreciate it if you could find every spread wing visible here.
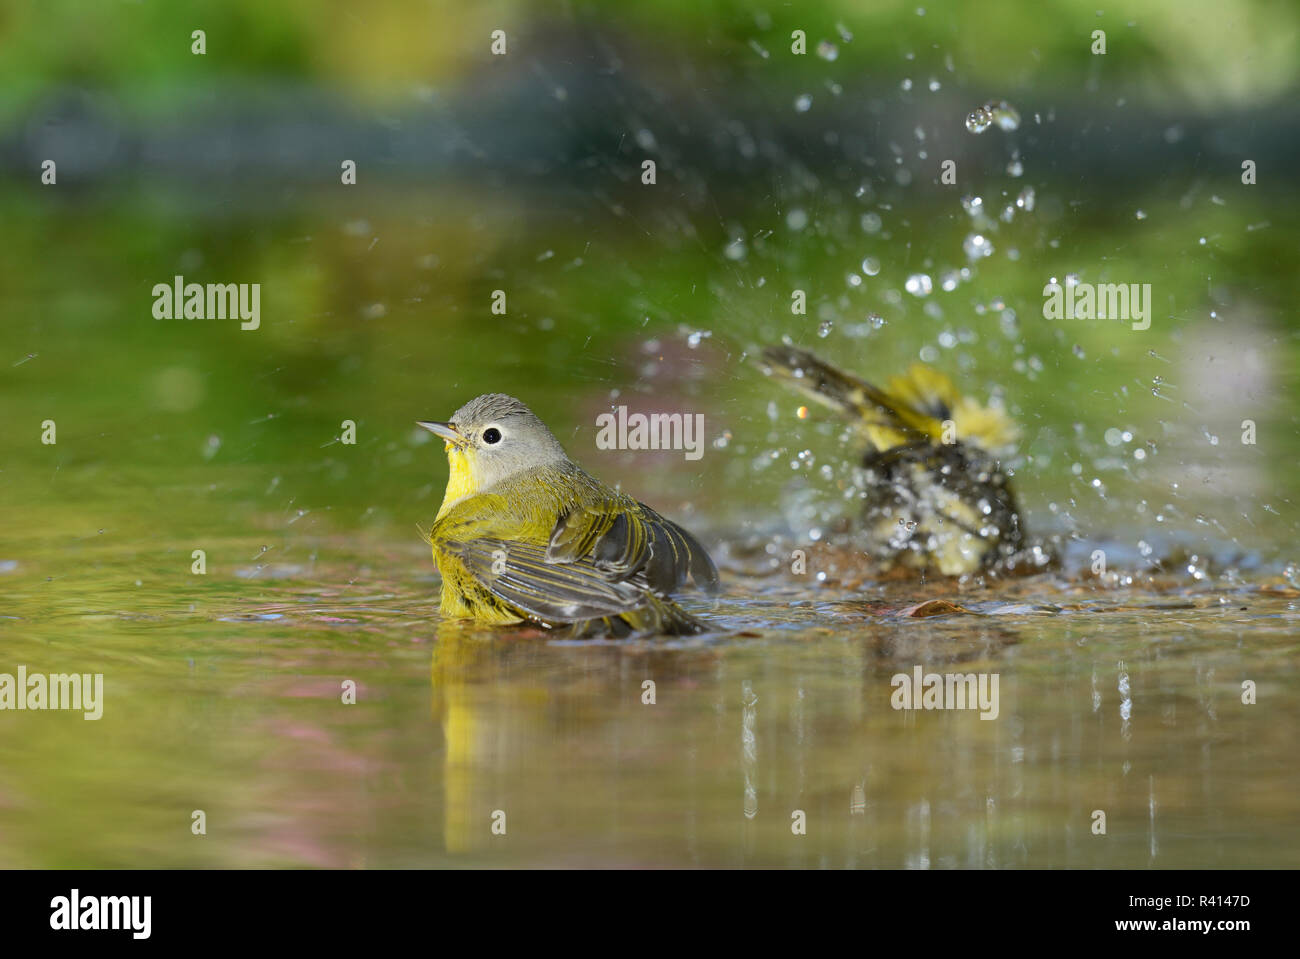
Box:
[440,536,664,625]
[761,345,1019,454]
[546,500,720,595]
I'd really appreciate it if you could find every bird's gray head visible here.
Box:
[418,393,569,494]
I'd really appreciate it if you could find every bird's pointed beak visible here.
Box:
[417,420,465,447]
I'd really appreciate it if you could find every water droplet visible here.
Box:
[989,100,1020,131]
[963,233,994,260]
[818,320,834,338]
[861,256,880,276]
[869,312,886,329]
[965,107,993,134]
[905,273,933,297]
[794,94,813,113]
[1284,562,1300,589]
[1006,159,1024,177]
[816,40,838,61]
[1015,186,1036,211]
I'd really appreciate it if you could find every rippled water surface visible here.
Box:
[3,532,1296,868]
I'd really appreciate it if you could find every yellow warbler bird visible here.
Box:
[420,393,719,636]
[761,345,1027,576]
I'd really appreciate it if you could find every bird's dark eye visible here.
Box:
[482,428,502,445]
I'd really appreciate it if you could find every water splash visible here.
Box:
[905,273,933,297]
[965,106,993,134]
[966,99,1020,134]
[963,233,994,260]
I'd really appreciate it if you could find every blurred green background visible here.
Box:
[3,0,1297,560]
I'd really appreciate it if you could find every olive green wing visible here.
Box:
[545,500,720,595]
[440,536,673,627]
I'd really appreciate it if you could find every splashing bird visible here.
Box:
[761,345,1029,576]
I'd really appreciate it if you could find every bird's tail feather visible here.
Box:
[759,344,938,442]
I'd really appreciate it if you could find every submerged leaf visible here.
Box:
[898,599,972,618]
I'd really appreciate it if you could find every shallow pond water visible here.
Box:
[2,530,1296,868]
